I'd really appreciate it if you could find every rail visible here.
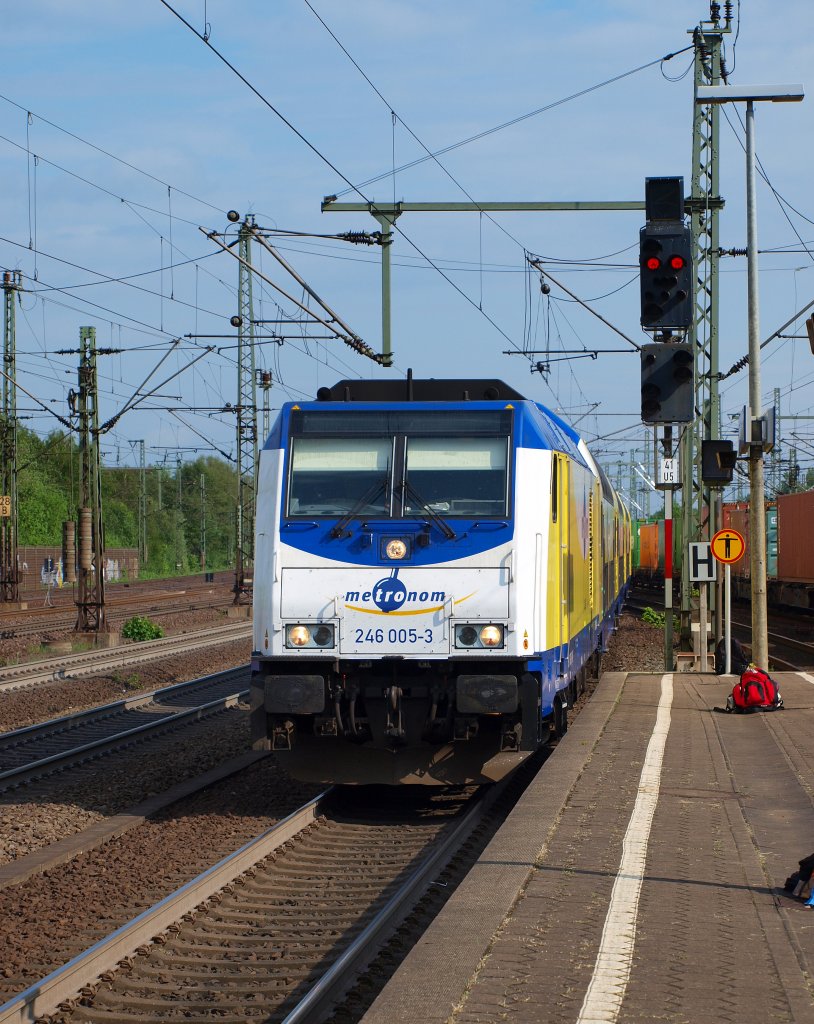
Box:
[0,667,249,787]
[0,620,251,694]
[0,794,330,1024]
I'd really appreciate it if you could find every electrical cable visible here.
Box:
[28,249,221,294]
[302,0,678,378]
[721,107,814,262]
[328,41,694,197]
[159,0,646,361]
[0,233,230,323]
[0,90,225,215]
[549,274,638,303]
[0,131,205,230]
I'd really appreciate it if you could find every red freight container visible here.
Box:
[721,502,750,578]
[777,490,814,583]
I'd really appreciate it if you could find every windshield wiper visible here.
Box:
[400,480,456,539]
[330,473,389,538]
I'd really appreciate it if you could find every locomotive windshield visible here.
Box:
[286,409,511,519]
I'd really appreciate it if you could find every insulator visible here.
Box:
[337,231,378,246]
[710,2,721,21]
[724,1,733,20]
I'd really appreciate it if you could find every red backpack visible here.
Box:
[729,667,783,712]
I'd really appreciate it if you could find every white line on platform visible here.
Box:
[800,673,814,686]
[576,673,674,1024]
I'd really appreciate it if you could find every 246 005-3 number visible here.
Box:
[354,627,433,644]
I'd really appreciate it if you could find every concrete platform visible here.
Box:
[361,669,814,1024]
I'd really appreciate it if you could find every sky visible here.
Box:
[1,0,813,508]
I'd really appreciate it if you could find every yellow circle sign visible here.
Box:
[711,528,745,564]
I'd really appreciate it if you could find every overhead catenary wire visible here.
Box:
[0,90,225,215]
[0,131,207,230]
[157,0,558,358]
[302,0,677,379]
[1,233,231,328]
[322,34,694,198]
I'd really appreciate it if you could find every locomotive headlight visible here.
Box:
[479,625,504,648]
[385,538,408,560]
[454,623,504,649]
[285,623,336,649]
[456,625,479,647]
[313,624,335,647]
[286,625,311,647]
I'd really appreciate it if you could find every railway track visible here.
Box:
[626,590,814,669]
[0,782,515,1024]
[0,592,235,639]
[0,619,251,695]
[0,666,250,789]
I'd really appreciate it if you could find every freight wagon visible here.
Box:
[634,491,814,609]
[634,513,684,580]
[723,493,814,608]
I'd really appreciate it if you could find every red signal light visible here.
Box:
[645,256,661,271]
[669,255,685,270]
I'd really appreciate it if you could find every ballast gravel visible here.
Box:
[0,609,667,1005]
[0,757,321,1000]
[0,622,249,733]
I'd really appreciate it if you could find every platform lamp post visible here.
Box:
[696,84,804,669]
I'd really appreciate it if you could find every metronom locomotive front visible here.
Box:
[250,377,631,784]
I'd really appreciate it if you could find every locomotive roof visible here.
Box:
[315,378,526,402]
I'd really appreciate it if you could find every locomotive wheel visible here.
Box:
[554,695,568,738]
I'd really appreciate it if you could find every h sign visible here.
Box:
[688,542,716,583]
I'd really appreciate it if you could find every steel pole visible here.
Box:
[663,426,674,670]
[725,563,731,674]
[745,101,769,668]
[374,213,395,367]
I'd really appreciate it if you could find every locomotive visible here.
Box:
[250,378,631,784]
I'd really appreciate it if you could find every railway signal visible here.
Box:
[639,223,693,330]
[639,176,693,331]
[640,342,694,423]
[701,439,737,484]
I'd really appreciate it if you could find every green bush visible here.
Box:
[642,607,679,632]
[122,616,165,642]
[642,607,665,626]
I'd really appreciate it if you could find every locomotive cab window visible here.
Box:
[286,408,511,520]
[287,437,391,517]
[403,437,508,517]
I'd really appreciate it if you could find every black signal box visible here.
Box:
[701,439,737,484]
[640,342,694,424]
[645,176,684,221]
[640,222,693,330]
